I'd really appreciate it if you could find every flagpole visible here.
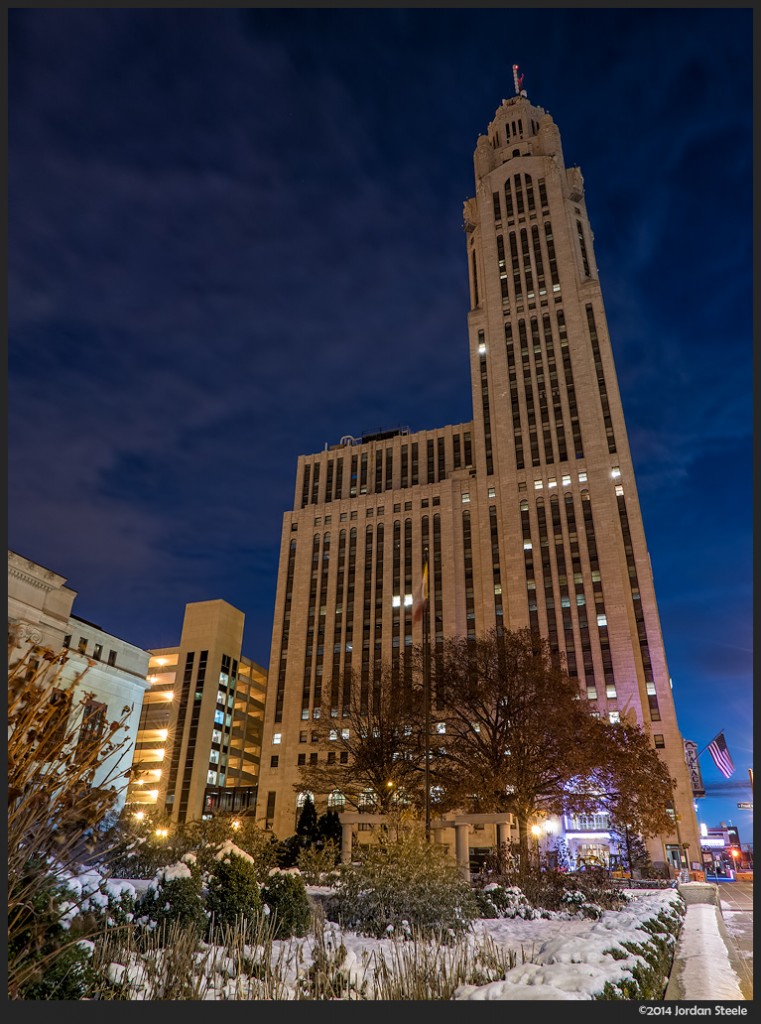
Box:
[423,547,431,842]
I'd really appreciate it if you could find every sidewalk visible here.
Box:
[665,882,752,1000]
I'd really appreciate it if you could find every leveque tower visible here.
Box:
[256,72,701,873]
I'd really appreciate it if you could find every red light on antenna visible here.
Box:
[513,64,519,70]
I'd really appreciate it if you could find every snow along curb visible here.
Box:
[664,886,746,1001]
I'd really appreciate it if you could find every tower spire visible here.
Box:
[512,63,526,97]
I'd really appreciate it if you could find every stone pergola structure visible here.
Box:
[338,811,515,882]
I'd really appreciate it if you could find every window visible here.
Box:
[654,734,665,749]
[273,733,282,745]
[75,698,107,764]
[207,770,217,785]
[562,475,571,486]
[107,650,117,666]
[270,755,280,768]
[534,480,543,490]
[608,712,620,724]
[299,731,307,743]
[63,634,71,648]
[611,467,621,479]
[93,644,103,660]
[78,637,88,654]
[309,752,318,765]
[461,493,470,503]
[578,472,588,483]
[297,754,306,766]
[488,487,496,498]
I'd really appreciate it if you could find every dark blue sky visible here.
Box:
[8,9,753,834]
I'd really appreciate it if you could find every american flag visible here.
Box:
[707,731,735,779]
[411,563,429,625]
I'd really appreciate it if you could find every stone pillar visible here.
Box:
[341,821,353,864]
[454,822,470,882]
[496,820,510,849]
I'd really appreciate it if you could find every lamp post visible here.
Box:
[531,824,542,870]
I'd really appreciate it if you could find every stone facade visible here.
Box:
[255,87,702,872]
[7,549,150,813]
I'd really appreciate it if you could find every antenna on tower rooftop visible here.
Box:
[512,63,526,97]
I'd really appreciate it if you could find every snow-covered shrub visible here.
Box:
[137,856,207,942]
[205,847,263,931]
[599,900,685,1000]
[561,889,604,919]
[327,829,479,939]
[7,866,98,999]
[473,884,538,919]
[262,870,312,938]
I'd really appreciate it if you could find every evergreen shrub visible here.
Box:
[327,828,479,939]
[261,871,312,938]
[205,849,263,931]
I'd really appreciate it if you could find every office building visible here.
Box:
[126,600,267,823]
[255,78,701,872]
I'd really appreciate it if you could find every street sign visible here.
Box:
[736,802,753,810]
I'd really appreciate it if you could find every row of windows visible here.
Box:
[63,634,117,666]
[300,433,474,507]
[504,308,583,470]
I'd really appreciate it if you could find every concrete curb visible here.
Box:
[665,883,750,1000]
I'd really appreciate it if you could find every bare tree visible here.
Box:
[296,661,426,814]
[586,720,676,870]
[429,628,600,872]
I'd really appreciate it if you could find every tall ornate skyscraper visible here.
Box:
[256,76,701,873]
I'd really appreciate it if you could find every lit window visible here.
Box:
[209,749,219,764]
[597,613,607,627]
[608,712,620,724]
[478,342,487,355]
[611,467,621,479]
[578,472,588,483]
[562,475,571,486]
[646,682,657,695]
[404,594,413,607]
[548,478,557,488]
[329,729,338,741]
[576,595,585,605]
[207,770,217,785]
[606,684,617,698]
[436,722,446,734]
[615,485,624,496]
[392,595,401,608]
[534,480,543,490]
[273,733,282,745]
[586,687,597,700]
[494,584,502,595]
[462,493,471,503]
[341,728,350,740]
[561,597,571,607]
[523,541,532,550]
[488,487,496,498]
